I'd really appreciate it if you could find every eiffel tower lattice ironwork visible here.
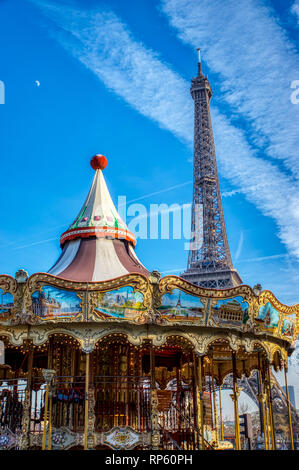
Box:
[219,370,298,420]
[181,50,242,289]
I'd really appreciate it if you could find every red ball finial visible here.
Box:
[90,154,107,170]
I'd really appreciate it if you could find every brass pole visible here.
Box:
[84,353,90,450]
[150,343,155,389]
[218,383,224,442]
[258,377,268,449]
[258,354,268,450]
[193,352,205,450]
[20,344,34,450]
[284,361,294,450]
[198,355,205,450]
[27,346,34,388]
[266,363,276,450]
[211,354,219,446]
[231,352,241,450]
[192,352,199,445]
[264,388,271,450]
[44,339,53,450]
[208,360,213,430]
[46,340,54,451]
[48,388,53,450]
[149,342,160,450]
[42,382,49,451]
[41,369,56,451]
[261,358,271,450]
[262,359,271,450]
[176,360,181,431]
[47,337,53,369]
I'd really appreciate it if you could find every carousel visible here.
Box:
[0,155,298,451]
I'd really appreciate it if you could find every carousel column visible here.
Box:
[47,337,54,369]
[230,352,241,450]
[264,376,271,450]
[257,354,268,450]
[87,352,96,450]
[218,385,224,442]
[83,351,96,450]
[218,366,224,442]
[265,361,276,450]
[257,380,268,449]
[211,353,219,447]
[199,355,206,450]
[84,352,90,450]
[20,341,34,450]
[284,360,294,450]
[149,342,160,450]
[46,338,54,450]
[84,351,96,450]
[41,369,56,450]
[193,352,205,450]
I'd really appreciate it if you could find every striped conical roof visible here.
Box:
[48,155,148,282]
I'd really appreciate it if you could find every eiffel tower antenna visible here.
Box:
[181,50,242,289]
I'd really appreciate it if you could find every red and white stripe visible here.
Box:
[47,162,149,282]
[48,237,148,282]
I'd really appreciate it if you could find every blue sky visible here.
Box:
[0,0,299,309]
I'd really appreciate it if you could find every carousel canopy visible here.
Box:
[48,155,148,282]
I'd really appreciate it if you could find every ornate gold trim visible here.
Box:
[27,272,150,294]
[259,290,299,315]
[159,275,254,299]
[0,275,17,294]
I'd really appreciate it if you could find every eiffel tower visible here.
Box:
[181,49,242,289]
[180,51,298,439]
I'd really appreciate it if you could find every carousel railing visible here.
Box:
[0,378,27,434]
[154,384,215,450]
[157,403,214,450]
[156,386,199,450]
[30,376,86,435]
[0,375,214,450]
[168,402,214,450]
[94,375,152,433]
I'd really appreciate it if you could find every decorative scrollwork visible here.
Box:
[259,290,299,315]
[159,275,254,300]
[27,272,150,295]
[0,275,17,294]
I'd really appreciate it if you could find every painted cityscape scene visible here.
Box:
[255,301,279,330]
[93,286,145,319]
[281,317,296,338]
[158,289,205,319]
[32,286,82,318]
[0,289,14,317]
[212,296,249,325]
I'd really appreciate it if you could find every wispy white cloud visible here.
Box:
[160,267,185,274]
[30,1,299,259]
[12,237,57,250]
[235,231,244,261]
[291,0,299,23]
[124,181,192,205]
[238,253,288,263]
[160,0,299,178]
[211,109,299,258]
[31,0,193,143]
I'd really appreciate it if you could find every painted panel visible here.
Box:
[281,318,296,338]
[256,301,279,329]
[93,286,145,319]
[32,286,82,318]
[0,289,14,317]
[212,296,249,325]
[159,289,204,319]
